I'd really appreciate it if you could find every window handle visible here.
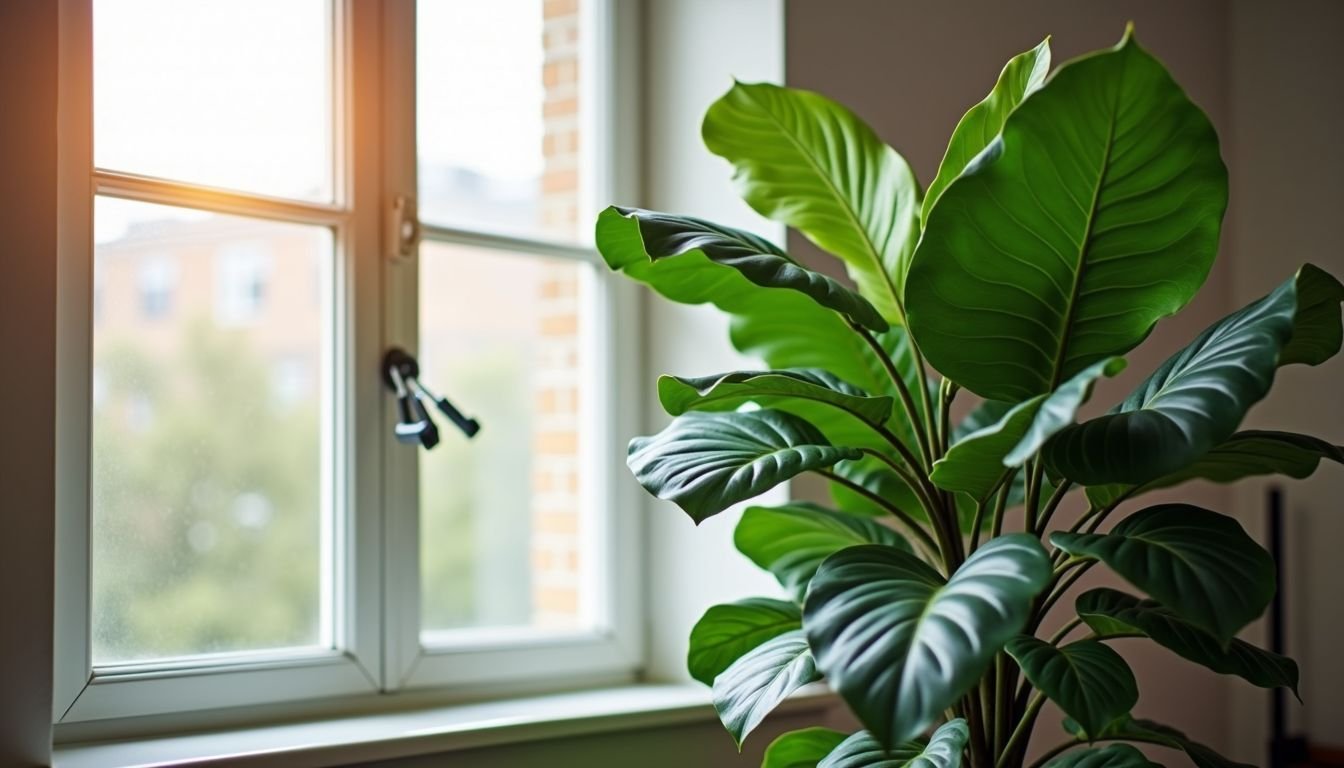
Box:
[382,347,480,449]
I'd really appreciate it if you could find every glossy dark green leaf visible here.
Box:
[1048,264,1344,486]
[1045,744,1163,768]
[923,38,1051,220]
[952,399,1015,444]
[818,720,968,768]
[1006,636,1137,736]
[688,598,801,687]
[931,358,1123,500]
[597,202,893,402]
[599,206,887,331]
[907,29,1228,402]
[703,81,921,325]
[1065,716,1254,768]
[763,728,850,768]
[660,369,894,427]
[735,503,910,599]
[628,410,863,524]
[1085,430,1344,508]
[1051,504,1273,644]
[713,629,820,746]
[1076,588,1299,697]
[804,536,1051,746]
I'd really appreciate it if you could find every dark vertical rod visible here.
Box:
[1269,484,1286,768]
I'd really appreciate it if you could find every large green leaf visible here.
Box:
[627,410,862,524]
[1076,587,1299,697]
[688,598,801,686]
[599,206,887,332]
[1051,504,1273,643]
[818,720,968,768]
[1046,745,1163,768]
[597,201,893,401]
[660,369,894,427]
[763,728,850,768]
[1048,264,1344,486]
[907,29,1228,402]
[1065,716,1253,768]
[923,38,1051,221]
[1006,636,1137,736]
[1086,430,1344,508]
[713,629,820,746]
[735,503,910,599]
[804,536,1051,746]
[702,81,921,325]
[931,358,1124,500]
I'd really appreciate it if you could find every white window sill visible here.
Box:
[52,683,838,768]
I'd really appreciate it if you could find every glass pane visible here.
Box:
[91,197,331,663]
[418,241,592,633]
[417,0,591,243]
[94,0,332,201]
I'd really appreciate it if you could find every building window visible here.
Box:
[56,0,635,732]
[135,253,176,319]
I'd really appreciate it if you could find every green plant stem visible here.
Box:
[993,653,1008,755]
[853,323,935,469]
[937,378,958,454]
[1046,616,1083,647]
[1033,480,1074,536]
[963,688,991,767]
[857,448,961,569]
[997,692,1046,768]
[971,470,1014,554]
[1023,459,1046,533]
[991,474,1014,539]
[818,470,941,558]
[1034,560,1095,632]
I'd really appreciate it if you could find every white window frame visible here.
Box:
[53,0,642,740]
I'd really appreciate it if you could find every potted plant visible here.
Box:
[597,26,1342,768]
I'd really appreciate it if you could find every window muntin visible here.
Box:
[90,197,332,664]
[92,0,333,201]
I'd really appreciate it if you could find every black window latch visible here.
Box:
[382,347,480,450]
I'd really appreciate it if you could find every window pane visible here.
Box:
[94,0,332,201]
[417,0,592,244]
[418,242,593,634]
[91,197,331,663]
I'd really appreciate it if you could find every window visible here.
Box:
[55,0,638,732]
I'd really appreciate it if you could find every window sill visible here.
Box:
[52,683,838,768]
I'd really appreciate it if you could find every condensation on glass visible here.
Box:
[90,198,332,663]
[418,242,593,634]
[416,0,591,244]
[93,0,333,201]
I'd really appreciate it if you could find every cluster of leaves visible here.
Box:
[597,26,1343,768]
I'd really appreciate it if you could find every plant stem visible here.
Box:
[1033,480,1074,536]
[853,323,935,469]
[963,689,990,767]
[993,653,1008,755]
[997,692,1046,768]
[1033,561,1094,632]
[990,473,1014,539]
[818,470,940,558]
[1023,459,1045,533]
[937,378,958,454]
[971,470,1014,554]
[1046,616,1083,647]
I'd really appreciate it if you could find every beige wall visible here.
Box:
[785,0,1235,754]
[1226,0,1344,757]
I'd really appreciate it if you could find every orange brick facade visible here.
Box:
[532,0,585,627]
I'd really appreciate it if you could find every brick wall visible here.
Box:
[532,0,584,628]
